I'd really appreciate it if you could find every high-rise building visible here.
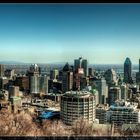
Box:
[50,69,59,80]
[120,84,128,100]
[4,69,15,80]
[108,87,121,105]
[0,77,9,90]
[28,64,40,77]
[60,91,96,125]
[74,57,88,77]
[104,69,117,86]
[14,76,29,92]
[27,64,40,95]
[81,59,88,77]
[95,77,108,104]
[39,75,49,94]
[62,63,73,93]
[0,64,4,77]
[124,57,132,84]
[136,59,140,84]
[9,86,20,98]
[30,76,40,94]
[74,57,82,72]
[88,68,95,77]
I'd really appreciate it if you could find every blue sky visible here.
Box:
[0,3,140,64]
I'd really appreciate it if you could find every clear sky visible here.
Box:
[0,3,140,64]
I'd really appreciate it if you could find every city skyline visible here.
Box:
[0,4,140,64]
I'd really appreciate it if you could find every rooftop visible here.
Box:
[63,91,93,98]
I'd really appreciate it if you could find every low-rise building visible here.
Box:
[107,101,140,127]
[96,104,109,124]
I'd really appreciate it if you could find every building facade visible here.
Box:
[107,102,140,127]
[104,69,117,86]
[95,77,108,104]
[62,63,73,93]
[108,87,121,105]
[124,57,132,84]
[60,91,96,125]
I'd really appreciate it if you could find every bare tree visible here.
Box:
[0,109,42,136]
[71,118,96,136]
[41,119,70,136]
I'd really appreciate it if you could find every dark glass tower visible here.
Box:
[62,63,73,92]
[124,57,132,84]
[136,59,140,83]
[74,57,88,77]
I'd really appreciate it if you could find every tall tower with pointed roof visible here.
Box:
[124,57,132,84]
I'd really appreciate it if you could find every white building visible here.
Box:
[107,102,140,126]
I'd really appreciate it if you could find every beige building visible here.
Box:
[60,91,96,125]
[96,104,109,124]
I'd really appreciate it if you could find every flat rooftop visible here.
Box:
[63,91,94,98]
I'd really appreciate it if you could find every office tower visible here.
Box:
[62,63,73,93]
[108,87,121,105]
[28,64,40,76]
[0,64,4,77]
[9,86,20,98]
[14,76,29,92]
[104,69,117,86]
[50,69,59,80]
[120,84,127,100]
[74,57,82,72]
[74,57,88,77]
[124,57,132,84]
[73,73,81,90]
[30,76,40,94]
[80,77,89,90]
[60,91,96,125]
[0,77,9,90]
[95,77,108,104]
[90,88,99,105]
[88,68,94,77]
[28,64,40,95]
[39,75,49,94]
[136,59,140,84]
[81,59,88,77]
[4,69,15,80]
[48,79,62,93]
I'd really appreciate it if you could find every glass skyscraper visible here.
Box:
[124,57,132,84]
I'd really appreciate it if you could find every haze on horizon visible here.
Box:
[0,3,140,65]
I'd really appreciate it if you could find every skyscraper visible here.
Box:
[108,87,121,105]
[50,69,59,80]
[124,57,132,84]
[74,57,88,77]
[28,64,40,95]
[95,77,108,104]
[0,64,4,77]
[62,63,73,93]
[104,69,117,86]
[136,59,140,84]
[39,75,49,94]
[81,59,88,77]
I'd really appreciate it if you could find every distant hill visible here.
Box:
[0,61,26,65]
